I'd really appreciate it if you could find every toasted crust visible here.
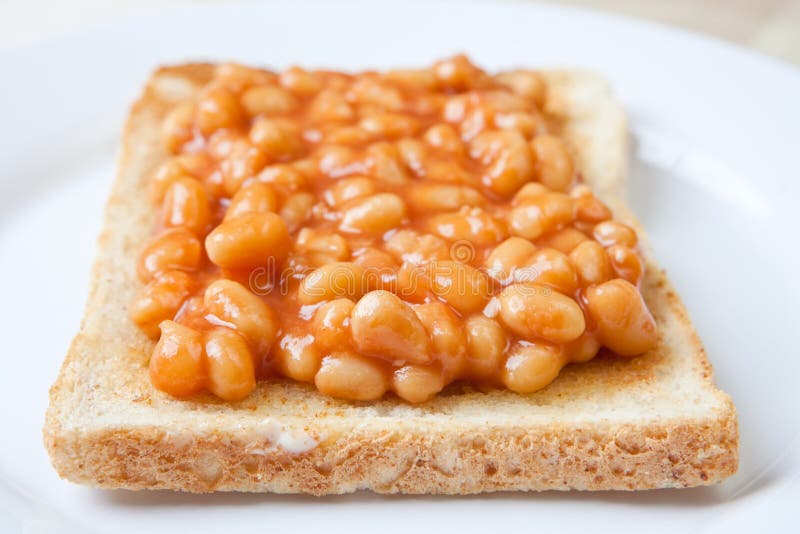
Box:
[43,65,738,494]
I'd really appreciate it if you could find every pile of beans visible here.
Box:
[131,55,658,403]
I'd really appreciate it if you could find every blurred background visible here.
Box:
[1,0,799,67]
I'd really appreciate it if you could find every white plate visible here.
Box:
[1,1,799,532]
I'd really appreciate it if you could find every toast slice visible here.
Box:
[43,64,738,494]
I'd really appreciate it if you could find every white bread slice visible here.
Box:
[43,64,738,494]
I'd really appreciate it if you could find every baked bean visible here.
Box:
[465,315,507,380]
[567,332,601,363]
[172,295,206,331]
[348,76,405,111]
[130,271,194,338]
[249,117,304,161]
[309,89,355,123]
[462,106,492,142]
[573,220,596,236]
[161,102,194,154]
[204,327,256,401]
[291,158,317,177]
[470,130,533,196]
[494,70,547,108]
[365,142,410,184]
[203,279,278,356]
[176,151,213,175]
[137,228,202,282]
[494,111,546,139]
[315,351,388,401]
[530,135,575,192]
[296,228,350,265]
[416,302,466,358]
[241,85,297,116]
[423,159,472,184]
[433,55,483,91]
[206,212,290,270]
[339,193,407,235]
[572,187,612,223]
[354,258,394,294]
[477,88,528,112]
[206,129,240,161]
[280,192,315,232]
[350,290,431,364]
[442,94,470,124]
[150,154,212,204]
[585,279,658,356]
[354,105,391,121]
[225,182,278,221]
[149,320,206,397]
[215,63,275,91]
[298,262,367,304]
[423,123,464,154]
[385,230,449,265]
[412,93,447,116]
[392,365,444,403]
[325,72,352,90]
[520,248,579,295]
[498,283,585,343]
[485,236,537,284]
[427,261,490,314]
[536,227,587,254]
[353,247,398,277]
[395,138,427,175]
[279,67,322,96]
[150,160,193,204]
[161,177,211,235]
[511,182,549,206]
[220,140,268,196]
[317,144,364,178]
[312,298,355,352]
[607,245,644,286]
[414,301,467,381]
[359,113,419,138]
[407,184,484,213]
[440,160,487,188]
[501,342,564,393]
[593,221,638,248]
[395,262,433,303]
[195,85,244,136]
[428,207,507,246]
[569,184,592,197]
[322,176,375,207]
[487,92,533,116]
[257,164,307,194]
[275,333,321,382]
[508,192,575,240]
[324,125,372,145]
[383,68,439,90]
[569,241,613,286]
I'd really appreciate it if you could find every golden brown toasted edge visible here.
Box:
[44,64,737,494]
[46,413,738,494]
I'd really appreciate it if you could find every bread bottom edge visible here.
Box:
[44,411,738,495]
